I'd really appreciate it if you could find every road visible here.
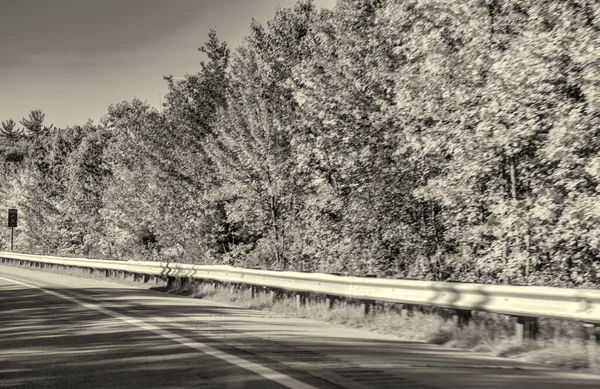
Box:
[1,265,600,389]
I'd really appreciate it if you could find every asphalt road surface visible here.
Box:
[1,264,600,389]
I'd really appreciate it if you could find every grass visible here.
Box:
[3,259,600,373]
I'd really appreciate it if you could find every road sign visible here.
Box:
[8,208,17,228]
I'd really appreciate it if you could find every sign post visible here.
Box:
[8,208,17,251]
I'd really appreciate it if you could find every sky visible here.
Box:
[0,0,336,129]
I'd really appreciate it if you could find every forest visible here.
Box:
[1,0,599,288]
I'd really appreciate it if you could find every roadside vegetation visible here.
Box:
[1,0,600,289]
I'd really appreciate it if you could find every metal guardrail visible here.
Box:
[1,251,600,324]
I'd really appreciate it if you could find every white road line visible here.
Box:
[0,275,322,389]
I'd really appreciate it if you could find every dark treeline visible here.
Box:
[1,0,599,287]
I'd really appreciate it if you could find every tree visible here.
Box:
[8,124,85,254]
[20,110,53,138]
[0,119,27,173]
[163,29,229,136]
[61,122,111,256]
[160,30,232,262]
[0,119,24,141]
[290,0,443,276]
[99,99,166,259]
[206,1,318,269]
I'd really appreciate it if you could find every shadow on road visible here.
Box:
[0,284,314,389]
[1,282,600,389]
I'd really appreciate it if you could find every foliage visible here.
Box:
[2,0,600,287]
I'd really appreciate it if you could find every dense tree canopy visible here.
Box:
[1,0,599,287]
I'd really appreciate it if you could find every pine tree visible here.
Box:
[20,110,53,138]
[0,119,24,141]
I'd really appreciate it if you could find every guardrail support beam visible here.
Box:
[584,323,600,372]
[362,300,375,315]
[325,295,336,309]
[296,293,307,310]
[167,276,176,290]
[584,323,600,343]
[400,304,414,318]
[452,309,472,328]
[181,277,190,290]
[514,316,538,342]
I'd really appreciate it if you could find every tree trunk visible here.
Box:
[525,232,531,279]
[507,154,521,277]
[509,155,518,200]
[270,195,282,268]
[480,202,486,223]
[503,235,509,266]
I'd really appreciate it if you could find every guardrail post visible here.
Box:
[167,276,176,290]
[325,295,336,309]
[181,277,190,290]
[452,309,472,328]
[584,323,600,343]
[584,323,600,372]
[400,304,414,318]
[514,316,538,342]
[362,300,375,315]
[296,293,307,310]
